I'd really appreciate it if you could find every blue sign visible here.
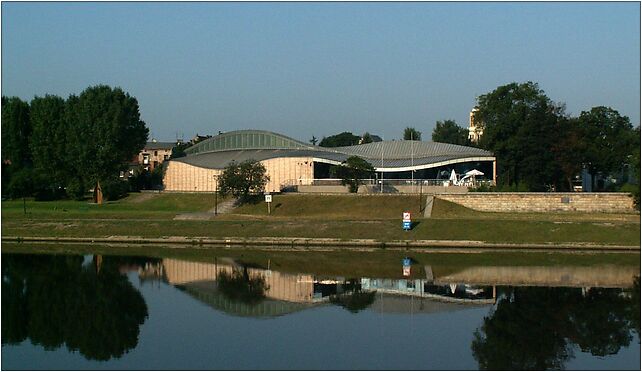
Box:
[403,221,411,230]
[402,258,411,266]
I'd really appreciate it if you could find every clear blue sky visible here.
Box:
[2,2,640,142]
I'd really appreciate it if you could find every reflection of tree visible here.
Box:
[1,254,148,361]
[472,281,640,370]
[330,279,376,313]
[217,267,268,305]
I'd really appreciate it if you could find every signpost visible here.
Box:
[265,193,272,214]
[402,211,412,230]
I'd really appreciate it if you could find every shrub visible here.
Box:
[100,178,129,201]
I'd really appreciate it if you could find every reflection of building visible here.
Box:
[162,258,321,303]
[468,108,483,143]
[130,257,639,318]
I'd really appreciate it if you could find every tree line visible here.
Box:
[2,85,149,202]
[312,81,640,194]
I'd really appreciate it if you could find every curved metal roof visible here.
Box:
[185,130,313,155]
[175,130,494,171]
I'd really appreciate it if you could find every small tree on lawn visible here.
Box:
[333,156,375,193]
[219,159,270,203]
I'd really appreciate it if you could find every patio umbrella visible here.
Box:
[449,169,458,183]
[465,169,484,176]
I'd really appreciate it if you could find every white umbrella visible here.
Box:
[449,169,458,183]
[465,169,485,176]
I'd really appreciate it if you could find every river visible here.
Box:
[1,246,640,370]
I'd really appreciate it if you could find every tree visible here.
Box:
[332,156,375,193]
[1,96,31,168]
[309,136,318,146]
[319,132,360,147]
[29,95,70,192]
[2,96,32,196]
[218,159,270,202]
[403,127,421,141]
[65,85,149,203]
[431,120,469,145]
[475,82,565,191]
[170,142,190,159]
[551,117,585,191]
[576,106,639,190]
[361,132,374,144]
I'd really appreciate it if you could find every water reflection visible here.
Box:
[1,252,639,369]
[471,279,640,370]
[1,254,150,361]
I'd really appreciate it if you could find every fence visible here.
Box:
[307,179,492,188]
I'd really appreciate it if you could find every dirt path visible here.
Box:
[173,198,239,220]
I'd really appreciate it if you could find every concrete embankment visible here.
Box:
[2,235,639,253]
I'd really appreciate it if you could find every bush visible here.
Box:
[66,177,88,200]
[619,183,640,210]
[100,178,129,201]
[6,167,34,199]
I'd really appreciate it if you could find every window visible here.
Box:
[154,151,158,156]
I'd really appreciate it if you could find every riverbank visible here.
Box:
[2,235,640,252]
[2,193,640,248]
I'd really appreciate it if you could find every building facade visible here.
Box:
[468,107,483,143]
[163,130,496,193]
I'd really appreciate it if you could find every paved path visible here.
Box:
[424,195,434,218]
[174,198,238,221]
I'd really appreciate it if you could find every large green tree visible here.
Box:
[218,159,270,202]
[431,119,469,145]
[475,82,565,191]
[319,132,360,147]
[65,85,148,203]
[576,106,639,189]
[29,95,69,190]
[2,97,33,197]
[403,127,421,141]
[1,96,31,167]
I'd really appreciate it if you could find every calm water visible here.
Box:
[1,251,640,370]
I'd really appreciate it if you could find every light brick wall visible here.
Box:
[437,192,636,213]
[163,157,314,192]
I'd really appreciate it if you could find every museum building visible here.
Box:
[162,130,496,193]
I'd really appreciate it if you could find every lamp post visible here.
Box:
[213,175,219,216]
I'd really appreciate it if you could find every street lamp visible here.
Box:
[213,175,219,216]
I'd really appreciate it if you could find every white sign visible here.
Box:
[265,194,272,203]
[402,212,411,221]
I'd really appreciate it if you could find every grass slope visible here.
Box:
[232,194,426,219]
[1,193,640,246]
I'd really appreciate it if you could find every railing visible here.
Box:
[308,179,493,187]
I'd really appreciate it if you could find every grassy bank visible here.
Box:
[2,193,640,246]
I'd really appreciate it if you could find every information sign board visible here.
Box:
[265,194,272,203]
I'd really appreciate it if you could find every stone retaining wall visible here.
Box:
[437,192,636,213]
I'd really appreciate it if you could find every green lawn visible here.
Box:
[232,194,426,219]
[1,192,640,246]
[1,193,218,219]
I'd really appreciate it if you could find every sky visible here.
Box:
[2,2,640,142]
